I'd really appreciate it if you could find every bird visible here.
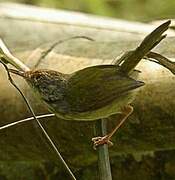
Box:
[8,20,170,148]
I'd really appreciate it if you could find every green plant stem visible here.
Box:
[0,39,30,71]
[95,119,112,180]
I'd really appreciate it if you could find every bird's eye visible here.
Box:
[35,74,42,81]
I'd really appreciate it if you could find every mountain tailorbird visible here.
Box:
[8,20,171,147]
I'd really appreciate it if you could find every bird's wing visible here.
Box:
[66,65,144,112]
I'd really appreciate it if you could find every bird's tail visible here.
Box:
[119,20,171,74]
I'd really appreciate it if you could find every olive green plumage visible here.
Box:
[23,66,143,120]
[9,20,170,121]
[66,65,142,113]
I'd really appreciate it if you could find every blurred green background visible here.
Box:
[3,0,175,22]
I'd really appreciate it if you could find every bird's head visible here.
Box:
[9,69,68,102]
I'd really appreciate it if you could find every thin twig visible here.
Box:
[145,51,175,75]
[113,50,175,75]
[0,60,76,180]
[33,35,94,69]
[94,119,112,180]
[0,36,94,71]
[0,113,55,130]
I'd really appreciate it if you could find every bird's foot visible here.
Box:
[121,105,133,115]
[92,135,113,150]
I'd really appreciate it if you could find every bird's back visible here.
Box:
[65,65,144,116]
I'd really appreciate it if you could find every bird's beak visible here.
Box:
[8,69,26,78]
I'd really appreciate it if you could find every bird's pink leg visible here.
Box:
[92,105,133,149]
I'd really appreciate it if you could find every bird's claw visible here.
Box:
[92,135,113,150]
[121,105,133,115]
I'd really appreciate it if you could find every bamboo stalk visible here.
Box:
[95,119,112,180]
